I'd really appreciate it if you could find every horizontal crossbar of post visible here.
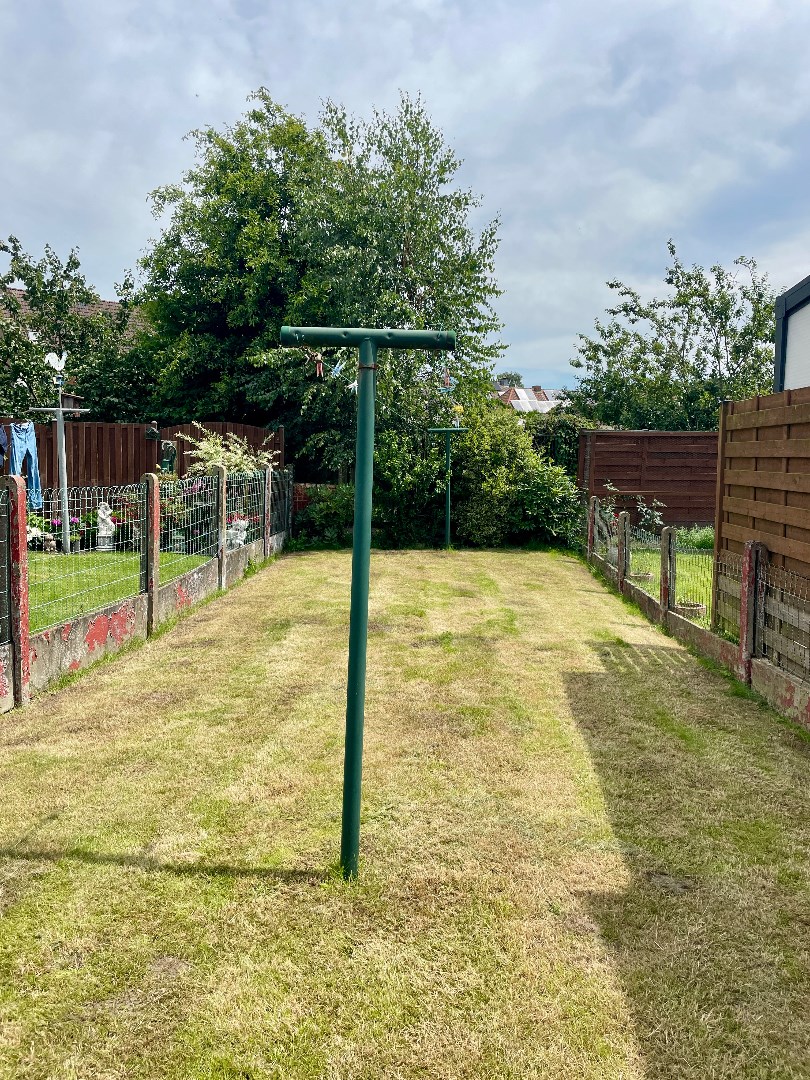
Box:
[30,408,90,415]
[280,326,456,350]
[428,427,469,434]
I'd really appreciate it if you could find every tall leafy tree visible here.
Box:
[139,97,323,425]
[139,91,503,474]
[0,237,137,418]
[496,371,524,387]
[565,242,775,430]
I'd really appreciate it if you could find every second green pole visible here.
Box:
[443,432,451,548]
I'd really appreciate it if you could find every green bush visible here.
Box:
[292,485,355,548]
[454,402,584,547]
[522,410,597,478]
[372,429,445,548]
[290,402,585,550]
[676,525,714,549]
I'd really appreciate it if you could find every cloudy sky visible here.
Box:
[3,0,810,390]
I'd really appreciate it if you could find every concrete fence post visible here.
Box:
[738,540,766,683]
[659,526,674,614]
[141,473,160,636]
[264,467,273,558]
[213,465,227,590]
[587,496,598,559]
[2,476,30,706]
[617,511,630,590]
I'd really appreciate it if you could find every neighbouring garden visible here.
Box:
[628,525,715,625]
[27,551,207,633]
[0,549,808,1079]
[22,428,279,634]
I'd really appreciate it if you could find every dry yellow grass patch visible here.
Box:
[0,549,808,1078]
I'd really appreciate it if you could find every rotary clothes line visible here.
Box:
[31,379,89,554]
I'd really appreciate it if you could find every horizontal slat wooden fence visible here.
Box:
[714,388,810,575]
[0,420,284,487]
[578,430,718,525]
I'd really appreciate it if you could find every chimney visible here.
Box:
[532,385,549,401]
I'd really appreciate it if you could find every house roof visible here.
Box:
[3,287,147,343]
[4,286,124,321]
[495,385,563,413]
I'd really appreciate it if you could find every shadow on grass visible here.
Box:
[564,639,810,1076]
[0,845,328,884]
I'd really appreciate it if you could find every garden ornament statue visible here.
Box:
[280,325,456,878]
[226,516,249,550]
[96,502,116,552]
[160,440,178,475]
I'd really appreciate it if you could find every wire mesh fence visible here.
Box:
[270,468,292,536]
[627,525,661,599]
[27,484,146,633]
[714,550,743,642]
[671,542,713,627]
[226,471,265,548]
[594,506,618,566]
[159,475,219,584]
[756,564,810,680]
[0,488,10,645]
[13,468,290,639]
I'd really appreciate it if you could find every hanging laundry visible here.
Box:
[9,422,43,510]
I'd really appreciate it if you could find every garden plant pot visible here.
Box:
[674,601,707,619]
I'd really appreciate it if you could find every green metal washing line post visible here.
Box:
[428,427,468,548]
[279,326,456,878]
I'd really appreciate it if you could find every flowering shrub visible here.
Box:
[177,422,277,477]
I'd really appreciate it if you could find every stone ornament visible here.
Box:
[96,502,116,551]
[226,517,249,550]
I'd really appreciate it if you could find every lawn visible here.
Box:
[28,550,209,633]
[1,549,809,1078]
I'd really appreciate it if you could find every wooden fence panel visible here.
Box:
[577,430,718,525]
[716,389,810,577]
[0,420,284,487]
